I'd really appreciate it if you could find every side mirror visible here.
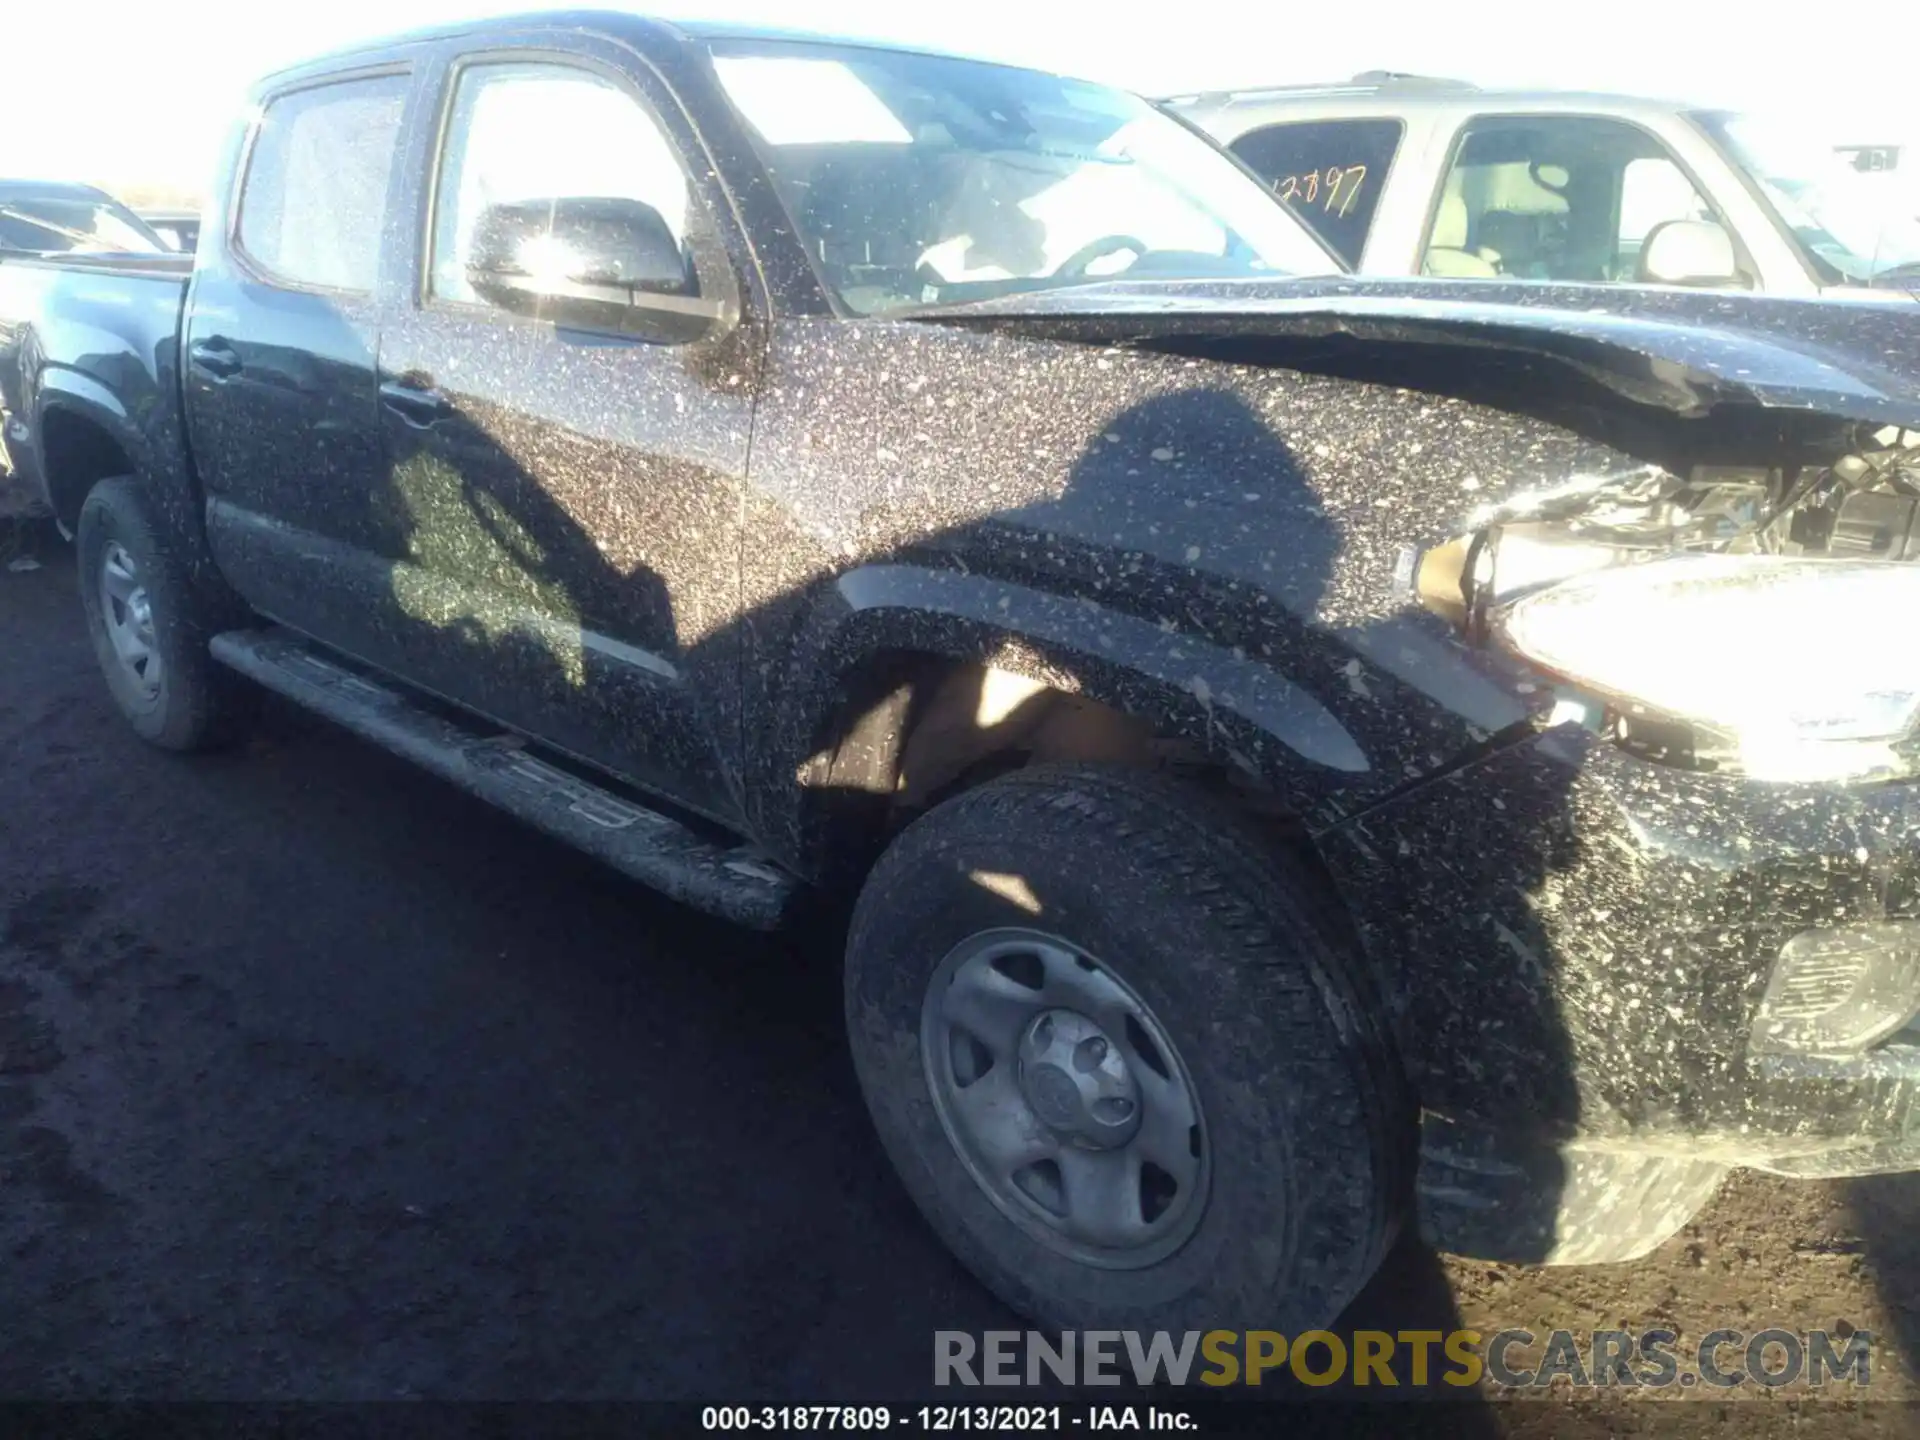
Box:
[467,196,702,331]
[1638,219,1743,287]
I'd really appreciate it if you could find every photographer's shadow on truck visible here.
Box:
[8,7,1920,1398]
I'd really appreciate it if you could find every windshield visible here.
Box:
[0,196,166,255]
[1694,111,1920,288]
[709,41,1337,315]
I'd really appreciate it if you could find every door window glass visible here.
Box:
[430,62,701,336]
[237,75,409,292]
[1423,115,1724,284]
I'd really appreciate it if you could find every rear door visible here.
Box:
[189,67,414,630]
[369,35,754,823]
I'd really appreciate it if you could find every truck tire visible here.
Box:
[844,763,1412,1332]
[76,476,244,751]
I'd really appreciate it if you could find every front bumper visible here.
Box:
[1318,721,1920,1175]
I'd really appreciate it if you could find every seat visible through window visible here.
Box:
[1422,114,1729,286]
[1421,193,1498,277]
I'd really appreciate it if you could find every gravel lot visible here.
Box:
[4,537,1918,1424]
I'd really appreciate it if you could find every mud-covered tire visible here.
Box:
[844,763,1412,1331]
[76,476,245,751]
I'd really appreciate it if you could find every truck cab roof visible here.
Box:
[254,9,1034,90]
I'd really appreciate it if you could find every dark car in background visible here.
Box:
[6,9,1920,1336]
[0,180,168,256]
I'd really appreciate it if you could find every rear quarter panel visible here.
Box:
[0,256,216,593]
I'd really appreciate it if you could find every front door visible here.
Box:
[369,47,752,823]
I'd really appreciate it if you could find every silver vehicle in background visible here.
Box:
[1167,74,1920,295]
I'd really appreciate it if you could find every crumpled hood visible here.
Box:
[912,275,1920,431]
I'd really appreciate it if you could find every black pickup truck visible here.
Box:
[7,9,1920,1335]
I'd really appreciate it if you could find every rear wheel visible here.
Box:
[77,477,245,751]
[844,764,1411,1331]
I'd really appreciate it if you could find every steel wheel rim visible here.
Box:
[921,926,1209,1268]
[99,542,163,700]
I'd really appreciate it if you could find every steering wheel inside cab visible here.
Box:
[904,235,1149,308]
[1051,235,1147,279]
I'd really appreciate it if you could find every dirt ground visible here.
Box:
[1457,1168,1920,1406]
[4,535,1918,1427]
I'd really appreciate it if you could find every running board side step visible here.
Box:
[210,629,794,929]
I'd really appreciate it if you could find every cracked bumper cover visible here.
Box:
[1318,721,1920,1177]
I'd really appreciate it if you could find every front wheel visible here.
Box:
[844,764,1412,1332]
[76,476,245,751]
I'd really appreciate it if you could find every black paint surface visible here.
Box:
[5,10,1920,1186]
[0,554,1483,1401]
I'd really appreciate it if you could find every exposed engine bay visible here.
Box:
[930,284,1920,781]
[1409,424,1920,780]
[1425,423,1920,613]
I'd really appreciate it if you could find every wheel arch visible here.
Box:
[774,562,1374,889]
[35,378,142,534]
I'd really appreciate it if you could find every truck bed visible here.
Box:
[0,251,193,525]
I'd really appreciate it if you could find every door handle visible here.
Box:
[188,338,241,379]
[379,373,451,427]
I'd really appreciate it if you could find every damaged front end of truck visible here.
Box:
[921,277,1920,1262]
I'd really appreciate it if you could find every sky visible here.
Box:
[7,0,1918,195]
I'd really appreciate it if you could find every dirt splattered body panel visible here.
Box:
[6,9,1920,1195]
[1323,727,1920,1155]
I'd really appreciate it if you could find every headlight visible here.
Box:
[1499,554,1920,781]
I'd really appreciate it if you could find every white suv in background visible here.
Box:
[1167,74,1920,297]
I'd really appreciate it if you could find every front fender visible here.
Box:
[753,559,1376,874]
[835,562,1368,778]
